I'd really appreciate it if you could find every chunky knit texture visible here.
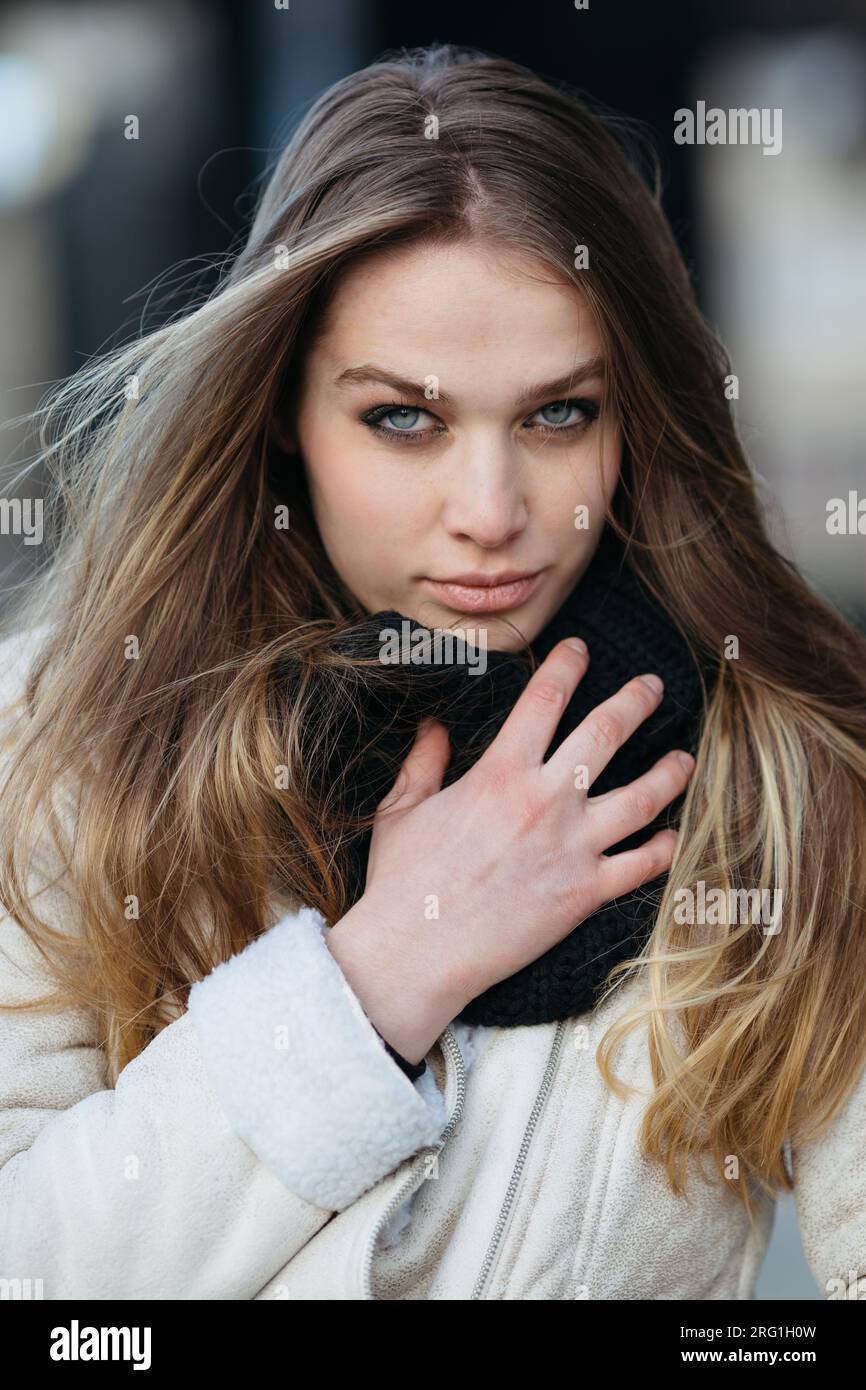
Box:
[283,525,715,1027]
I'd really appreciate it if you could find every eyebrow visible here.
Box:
[332,355,607,409]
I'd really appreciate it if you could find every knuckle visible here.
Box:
[630,787,655,823]
[590,712,622,750]
[528,678,567,712]
[475,759,543,831]
[475,753,514,801]
[516,786,548,832]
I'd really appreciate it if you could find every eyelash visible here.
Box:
[359,397,600,444]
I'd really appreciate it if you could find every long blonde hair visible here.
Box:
[2,43,865,1219]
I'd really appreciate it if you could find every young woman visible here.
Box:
[1,42,865,1302]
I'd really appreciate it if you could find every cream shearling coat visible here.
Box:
[0,628,862,1301]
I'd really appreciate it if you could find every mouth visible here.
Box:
[420,569,546,613]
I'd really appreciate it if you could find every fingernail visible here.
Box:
[565,637,587,654]
[676,750,695,771]
[639,673,664,694]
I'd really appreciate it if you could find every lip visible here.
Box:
[421,569,545,613]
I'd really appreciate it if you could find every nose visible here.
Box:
[441,443,529,548]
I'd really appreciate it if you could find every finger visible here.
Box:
[595,826,679,900]
[481,637,589,772]
[586,748,695,851]
[543,672,664,791]
[377,716,451,815]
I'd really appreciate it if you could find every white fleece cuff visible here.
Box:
[187,905,449,1212]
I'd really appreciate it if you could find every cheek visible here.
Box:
[299,413,372,522]
[568,428,622,512]
[302,423,426,548]
[540,434,621,518]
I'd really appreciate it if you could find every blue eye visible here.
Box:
[360,403,442,441]
[524,399,600,433]
[378,406,425,430]
[359,397,599,444]
[536,401,584,427]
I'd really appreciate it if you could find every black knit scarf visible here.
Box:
[285,524,713,1028]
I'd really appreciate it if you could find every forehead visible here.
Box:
[311,239,604,387]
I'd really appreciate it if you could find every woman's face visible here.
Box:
[286,238,622,650]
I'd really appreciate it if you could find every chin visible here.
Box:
[449,609,539,652]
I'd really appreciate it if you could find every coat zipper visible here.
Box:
[360,1023,467,1299]
[470,1018,567,1299]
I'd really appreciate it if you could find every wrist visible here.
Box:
[325,896,466,1065]
[370,1024,428,1080]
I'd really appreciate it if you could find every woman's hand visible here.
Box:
[326,637,695,1062]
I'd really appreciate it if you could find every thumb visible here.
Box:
[378,716,451,814]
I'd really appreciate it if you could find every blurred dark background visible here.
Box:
[2,0,865,1296]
